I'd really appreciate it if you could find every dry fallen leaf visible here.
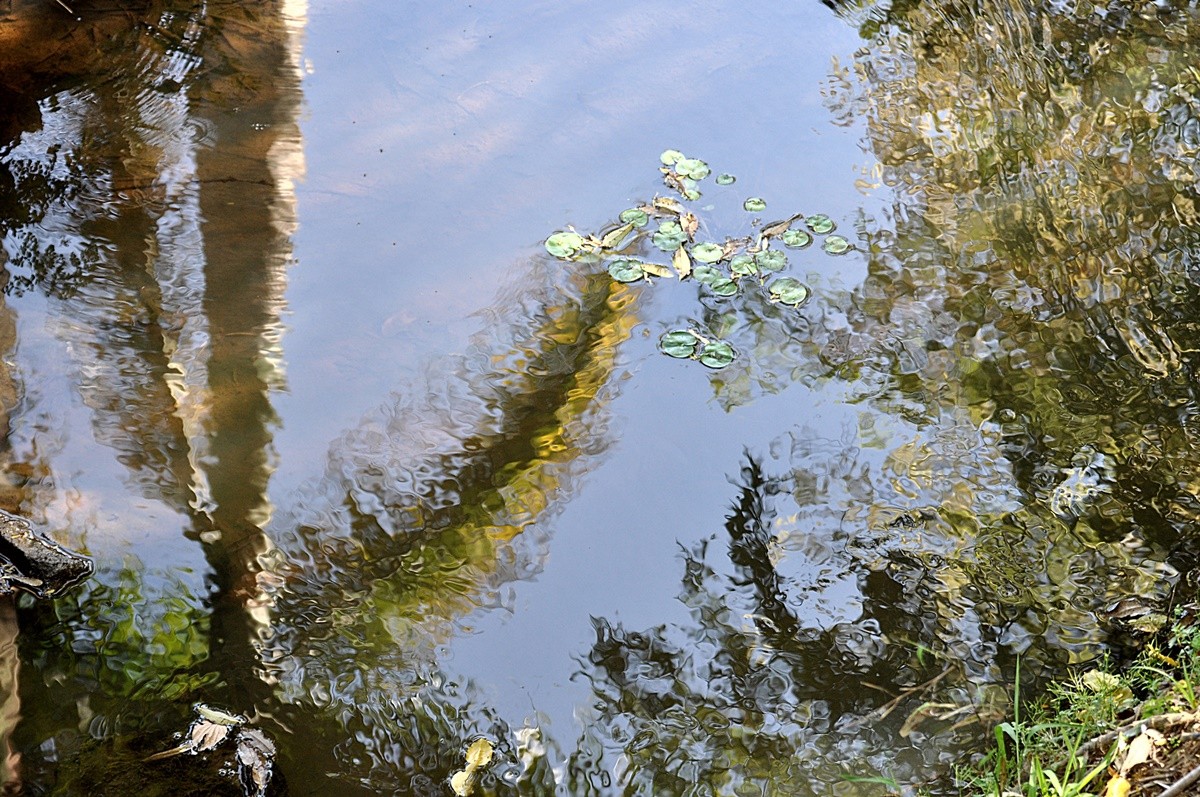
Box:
[451,737,495,796]
[672,245,692,279]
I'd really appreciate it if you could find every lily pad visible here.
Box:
[692,264,722,285]
[545,231,584,259]
[698,341,736,369]
[608,259,645,283]
[683,188,701,201]
[769,277,811,306]
[660,149,686,165]
[692,242,724,263]
[729,254,757,277]
[675,158,711,180]
[652,220,688,251]
[755,250,788,272]
[743,197,767,213]
[781,229,812,248]
[660,330,700,359]
[822,234,852,255]
[709,278,738,297]
[619,208,649,227]
[715,173,736,186]
[806,214,836,234]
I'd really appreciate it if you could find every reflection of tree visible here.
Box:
[568,456,985,793]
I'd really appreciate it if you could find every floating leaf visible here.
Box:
[600,222,635,250]
[191,720,232,752]
[822,234,851,254]
[195,704,247,727]
[715,173,736,185]
[806,214,836,234]
[675,158,711,180]
[730,254,757,277]
[660,149,686,165]
[683,188,701,201]
[465,738,494,769]
[451,738,495,797]
[660,330,700,358]
[769,277,810,306]
[608,259,645,283]
[756,250,788,272]
[641,262,674,279]
[619,208,649,227]
[759,213,803,240]
[672,246,692,279]
[545,231,585,259]
[710,278,738,297]
[781,229,812,248]
[743,197,767,212]
[236,728,276,797]
[652,220,688,251]
[652,196,685,216]
[677,213,699,241]
[698,341,736,369]
[692,242,724,263]
[692,264,722,285]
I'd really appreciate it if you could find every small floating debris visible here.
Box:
[450,737,494,796]
[146,703,277,797]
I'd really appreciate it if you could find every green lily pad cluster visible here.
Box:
[542,149,858,369]
[659,329,737,369]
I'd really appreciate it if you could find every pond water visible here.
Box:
[3,0,1200,794]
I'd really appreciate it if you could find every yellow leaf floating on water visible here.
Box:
[465,737,493,768]
[450,737,494,796]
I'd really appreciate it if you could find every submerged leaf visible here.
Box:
[743,197,767,212]
[660,330,700,358]
[692,242,724,263]
[692,264,722,285]
[698,341,736,369]
[769,277,810,306]
[709,278,738,297]
[822,234,851,254]
[545,231,585,259]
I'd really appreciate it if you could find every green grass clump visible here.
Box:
[962,617,1200,796]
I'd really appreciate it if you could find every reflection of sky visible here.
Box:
[277,1,873,488]
[276,0,875,767]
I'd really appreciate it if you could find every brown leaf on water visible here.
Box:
[672,245,692,279]
[759,212,804,240]
[652,196,684,216]
[190,719,232,752]
[681,212,699,240]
